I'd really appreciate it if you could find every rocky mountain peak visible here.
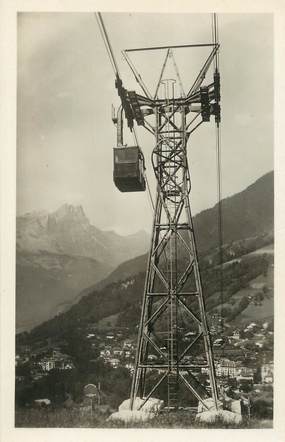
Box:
[50,203,88,223]
[17,203,149,266]
[46,204,90,235]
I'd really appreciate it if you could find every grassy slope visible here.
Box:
[15,408,272,429]
[88,244,274,331]
[205,247,273,324]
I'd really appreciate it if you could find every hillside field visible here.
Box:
[15,407,272,429]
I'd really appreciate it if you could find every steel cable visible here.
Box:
[95,12,120,77]
[212,12,224,351]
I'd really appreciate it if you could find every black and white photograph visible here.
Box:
[1,3,285,438]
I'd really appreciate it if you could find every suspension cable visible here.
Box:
[95,12,121,78]
[214,14,220,71]
[122,50,152,99]
[132,126,155,212]
[215,121,224,332]
[170,49,186,98]
[145,174,155,211]
[133,125,170,282]
[132,125,139,147]
[212,13,224,343]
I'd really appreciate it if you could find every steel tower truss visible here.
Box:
[114,42,221,411]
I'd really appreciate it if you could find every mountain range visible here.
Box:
[16,204,149,332]
[17,204,149,265]
[21,171,274,339]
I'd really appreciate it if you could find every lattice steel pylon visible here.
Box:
[96,12,221,412]
[129,71,220,411]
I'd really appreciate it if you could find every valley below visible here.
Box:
[15,171,274,428]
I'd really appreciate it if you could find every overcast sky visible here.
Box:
[17,12,273,235]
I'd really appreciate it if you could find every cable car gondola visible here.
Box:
[113,146,146,192]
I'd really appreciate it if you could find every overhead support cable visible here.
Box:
[186,44,219,97]
[132,125,139,147]
[215,116,224,339]
[122,50,152,99]
[186,111,202,131]
[169,49,186,98]
[132,126,155,212]
[154,49,170,99]
[145,174,155,212]
[212,12,224,344]
[125,43,218,52]
[95,12,121,78]
[212,13,220,71]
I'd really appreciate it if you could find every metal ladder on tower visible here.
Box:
[167,341,179,408]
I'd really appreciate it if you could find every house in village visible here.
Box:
[261,362,273,384]
[113,347,123,357]
[125,362,135,373]
[123,340,135,350]
[215,358,241,378]
[109,358,120,368]
[147,354,158,362]
[124,349,132,359]
[38,353,74,371]
[99,345,112,360]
